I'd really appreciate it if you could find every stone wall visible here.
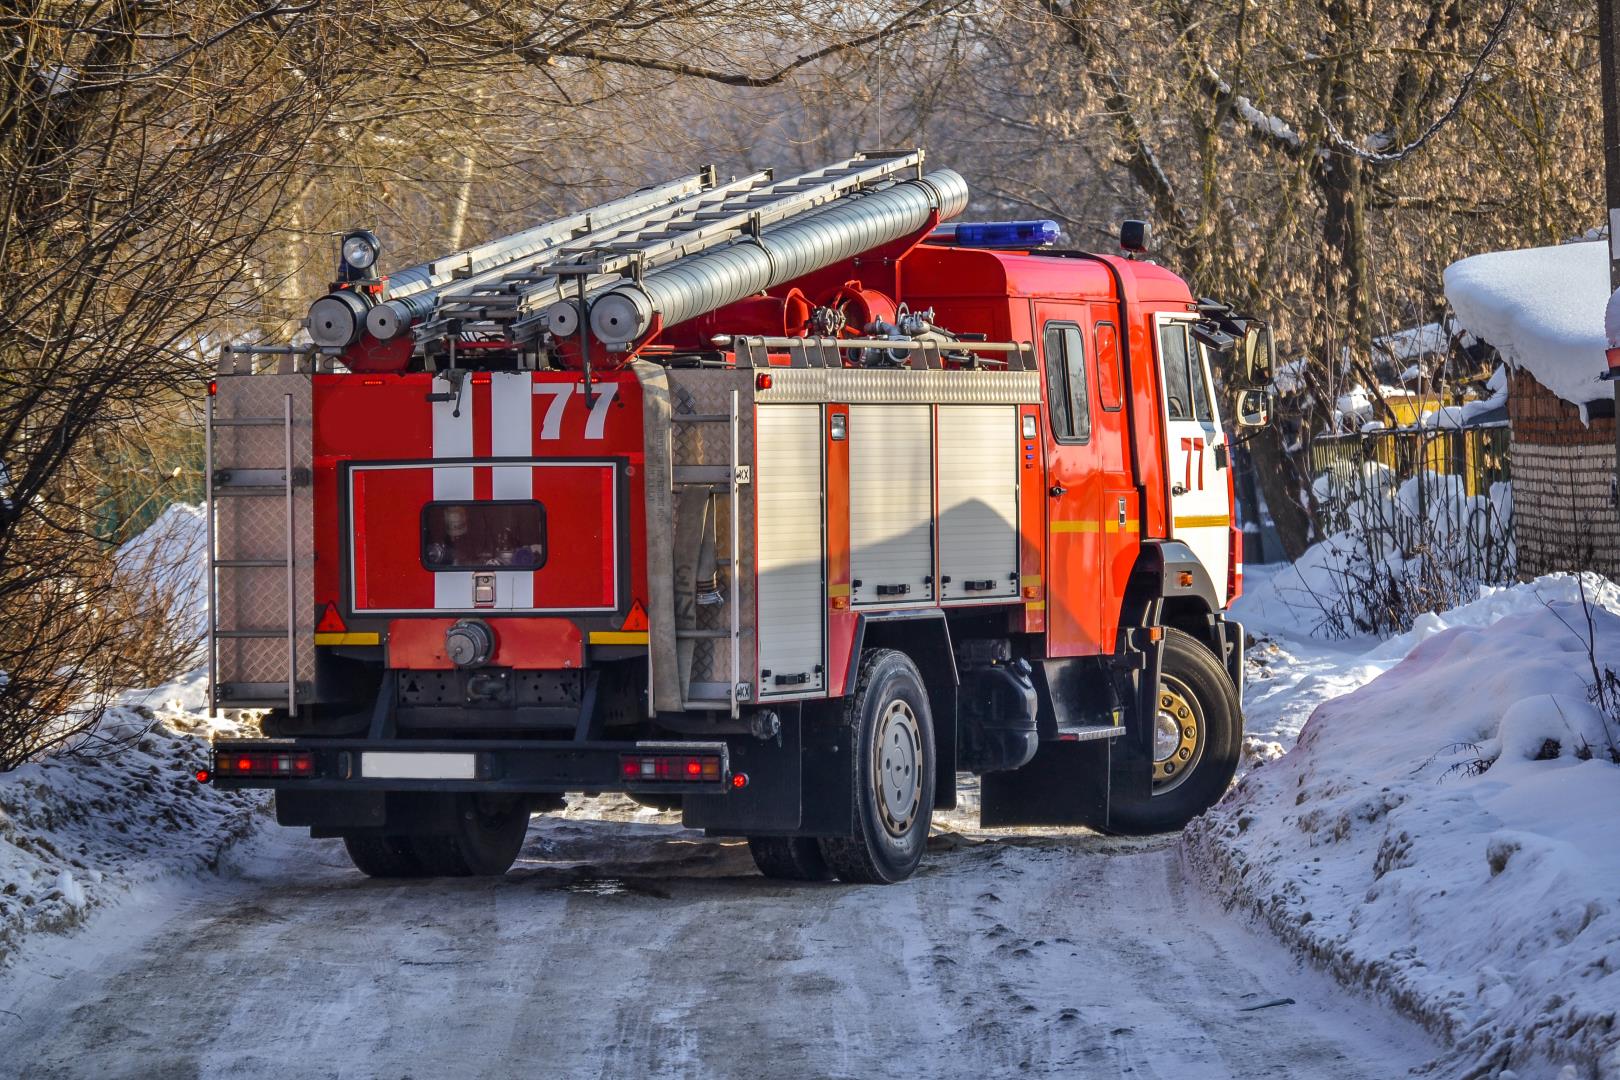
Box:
[1507,370,1620,579]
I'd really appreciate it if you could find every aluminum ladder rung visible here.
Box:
[211,417,284,427]
[676,629,732,640]
[213,628,292,639]
[214,558,287,568]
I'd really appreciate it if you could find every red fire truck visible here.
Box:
[202,150,1273,884]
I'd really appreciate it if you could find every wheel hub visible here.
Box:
[874,700,923,836]
[1153,678,1203,794]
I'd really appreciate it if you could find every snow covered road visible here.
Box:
[0,805,1437,1080]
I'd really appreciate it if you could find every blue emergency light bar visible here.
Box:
[928,219,1061,249]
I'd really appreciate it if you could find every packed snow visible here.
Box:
[1444,240,1609,411]
[0,674,263,969]
[6,505,1620,1077]
[1200,572,1620,1078]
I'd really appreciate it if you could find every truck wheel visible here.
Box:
[747,837,834,881]
[411,796,531,877]
[342,834,426,879]
[1108,627,1241,835]
[819,648,935,885]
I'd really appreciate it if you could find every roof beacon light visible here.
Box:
[941,220,1061,250]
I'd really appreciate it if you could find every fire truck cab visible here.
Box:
[203,150,1273,884]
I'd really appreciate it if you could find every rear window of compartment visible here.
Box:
[420,500,547,571]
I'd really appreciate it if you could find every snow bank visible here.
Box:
[115,502,207,637]
[1192,575,1620,1078]
[1444,240,1609,409]
[0,674,266,968]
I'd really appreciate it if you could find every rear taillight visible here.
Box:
[212,751,316,778]
[619,753,723,783]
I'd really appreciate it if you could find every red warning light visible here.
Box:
[195,769,210,784]
[207,379,217,397]
[732,772,749,790]
[756,373,773,390]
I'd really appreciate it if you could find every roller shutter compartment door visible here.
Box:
[850,404,935,606]
[755,405,826,695]
[937,405,1018,600]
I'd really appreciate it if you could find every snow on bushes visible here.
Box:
[3,503,255,966]
[1265,456,1515,638]
[1189,575,1620,1079]
[0,674,266,967]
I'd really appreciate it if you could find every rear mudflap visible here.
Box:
[681,705,854,838]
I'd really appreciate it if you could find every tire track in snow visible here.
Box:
[0,809,1441,1079]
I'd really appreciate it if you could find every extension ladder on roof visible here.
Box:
[414,150,927,344]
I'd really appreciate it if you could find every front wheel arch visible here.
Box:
[1104,627,1241,836]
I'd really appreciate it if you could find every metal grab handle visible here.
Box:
[284,393,296,716]
[204,392,216,717]
[1048,483,1067,498]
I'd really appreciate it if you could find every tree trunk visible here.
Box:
[1247,425,1315,559]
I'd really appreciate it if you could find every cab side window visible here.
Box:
[1043,322,1091,443]
[1159,323,1194,421]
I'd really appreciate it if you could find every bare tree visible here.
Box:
[0,0,963,767]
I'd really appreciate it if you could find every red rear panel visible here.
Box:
[313,370,646,650]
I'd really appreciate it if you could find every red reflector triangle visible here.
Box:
[620,601,648,633]
[316,605,348,634]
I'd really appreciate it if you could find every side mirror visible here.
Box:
[1235,387,1271,428]
[1241,324,1274,387]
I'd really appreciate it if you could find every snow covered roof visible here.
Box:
[1443,240,1608,407]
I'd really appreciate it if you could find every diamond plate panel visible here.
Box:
[666,369,756,699]
[210,374,315,699]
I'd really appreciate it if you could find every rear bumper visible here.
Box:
[207,737,732,796]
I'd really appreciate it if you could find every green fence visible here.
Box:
[1307,424,1514,584]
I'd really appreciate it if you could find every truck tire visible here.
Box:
[343,834,426,878]
[747,836,834,881]
[1107,627,1241,835]
[818,648,935,885]
[410,796,531,877]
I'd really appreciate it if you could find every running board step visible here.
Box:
[1054,724,1126,743]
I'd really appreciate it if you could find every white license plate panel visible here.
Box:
[361,752,477,780]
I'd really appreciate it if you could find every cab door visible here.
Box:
[1156,316,1230,588]
[1039,313,1104,656]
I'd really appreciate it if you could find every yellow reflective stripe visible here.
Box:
[1020,574,1042,587]
[827,582,851,598]
[1053,519,1140,534]
[1025,601,1046,611]
[1174,514,1229,530]
[589,631,648,645]
[315,632,380,646]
